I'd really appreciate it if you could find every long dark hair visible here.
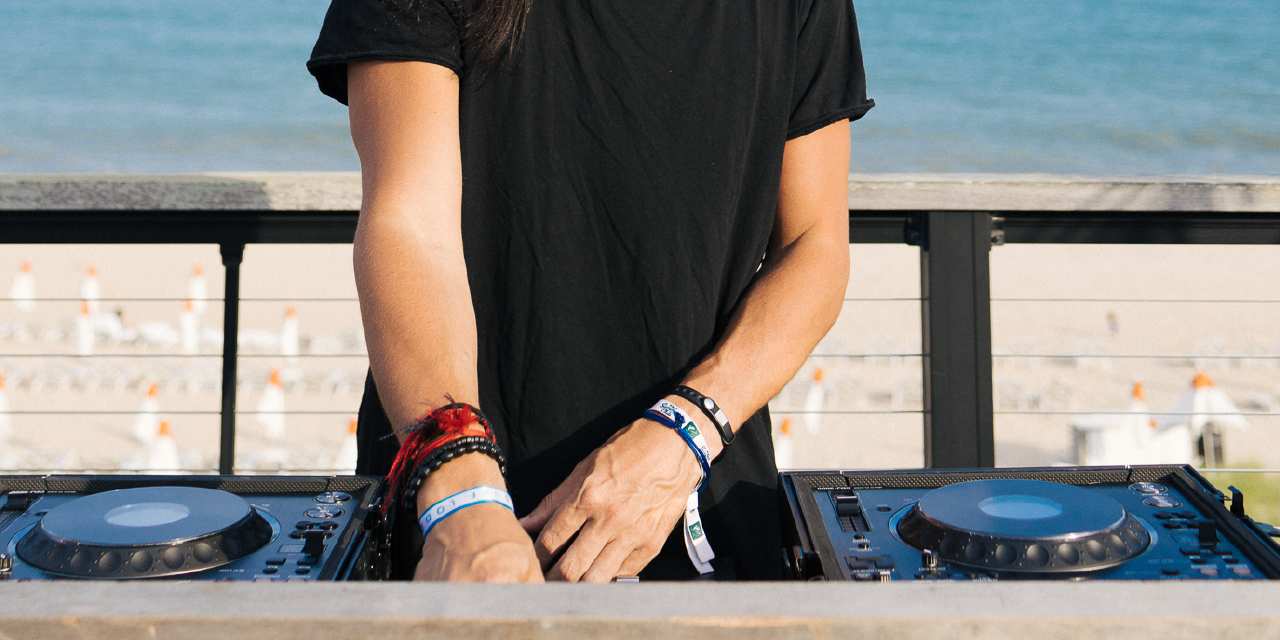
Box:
[456,0,533,72]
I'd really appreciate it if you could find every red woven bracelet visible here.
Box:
[382,403,496,515]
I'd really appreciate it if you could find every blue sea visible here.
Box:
[1,0,1277,174]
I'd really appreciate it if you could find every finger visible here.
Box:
[533,505,588,572]
[519,480,573,535]
[579,539,635,584]
[546,521,610,582]
[615,542,664,579]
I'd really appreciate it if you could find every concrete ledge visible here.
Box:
[2,582,1279,640]
[847,173,1280,212]
[0,173,361,211]
[2,173,1279,212]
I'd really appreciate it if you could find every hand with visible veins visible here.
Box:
[518,398,716,582]
[412,453,544,582]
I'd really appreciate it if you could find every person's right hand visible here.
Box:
[411,451,543,582]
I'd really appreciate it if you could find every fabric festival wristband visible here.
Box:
[683,492,715,573]
[417,485,514,539]
[645,400,711,492]
[645,400,716,574]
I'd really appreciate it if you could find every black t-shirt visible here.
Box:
[309,0,873,580]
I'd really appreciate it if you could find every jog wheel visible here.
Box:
[16,486,274,578]
[895,479,1150,573]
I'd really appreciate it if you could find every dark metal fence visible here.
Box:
[4,175,1280,471]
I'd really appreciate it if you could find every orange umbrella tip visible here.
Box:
[269,369,282,387]
[349,418,359,435]
[80,300,91,314]
[20,260,32,272]
[158,421,172,437]
[1131,382,1145,401]
[87,265,97,276]
[1193,372,1214,389]
[0,373,6,389]
[812,368,825,382]
[147,382,159,397]
[192,265,203,276]
[780,417,793,436]
[184,299,194,312]
[285,305,297,317]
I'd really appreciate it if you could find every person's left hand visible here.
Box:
[518,415,705,582]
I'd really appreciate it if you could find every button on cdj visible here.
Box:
[1129,482,1167,495]
[297,557,319,566]
[315,492,352,505]
[1190,556,1208,564]
[1196,566,1219,577]
[1142,496,1181,509]
[1161,568,1180,576]
[295,567,311,575]
[316,522,339,531]
[295,521,313,530]
[1223,557,1240,564]
[305,506,343,519]
[265,558,286,566]
[263,567,278,575]
[1152,512,1175,520]
[1231,566,1251,576]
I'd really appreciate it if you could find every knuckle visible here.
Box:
[578,484,610,509]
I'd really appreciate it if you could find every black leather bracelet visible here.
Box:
[671,385,734,447]
[402,436,508,508]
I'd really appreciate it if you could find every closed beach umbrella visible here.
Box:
[188,265,208,316]
[257,369,286,443]
[803,368,825,434]
[74,301,94,356]
[179,300,199,355]
[80,265,101,315]
[0,373,11,445]
[10,261,36,313]
[774,417,795,470]
[333,418,358,472]
[281,306,299,361]
[146,420,181,472]
[132,382,160,445]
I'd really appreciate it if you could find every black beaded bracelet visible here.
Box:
[402,436,508,509]
[671,385,734,447]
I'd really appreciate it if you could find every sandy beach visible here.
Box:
[2,242,1278,480]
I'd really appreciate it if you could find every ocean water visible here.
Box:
[0,0,1276,174]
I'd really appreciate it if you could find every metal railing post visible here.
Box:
[919,211,996,468]
[218,243,245,474]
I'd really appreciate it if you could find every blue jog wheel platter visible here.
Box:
[894,479,1150,572]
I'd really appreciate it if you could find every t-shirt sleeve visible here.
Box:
[307,0,464,106]
[787,0,876,139]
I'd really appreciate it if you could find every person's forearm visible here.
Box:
[354,209,478,429]
[673,122,851,456]
[680,230,848,449]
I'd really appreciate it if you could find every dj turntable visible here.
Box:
[781,465,1280,581]
[0,475,389,581]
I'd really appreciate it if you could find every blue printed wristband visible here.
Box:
[644,407,711,492]
[417,485,514,538]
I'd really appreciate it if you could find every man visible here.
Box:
[309,0,873,581]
